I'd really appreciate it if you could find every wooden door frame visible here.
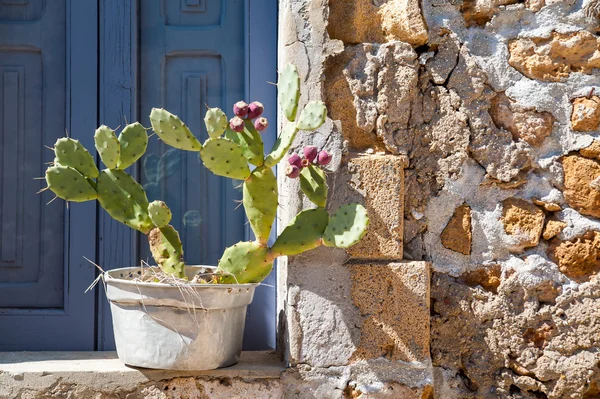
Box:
[96,0,278,351]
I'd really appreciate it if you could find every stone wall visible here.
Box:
[277,0,600,398]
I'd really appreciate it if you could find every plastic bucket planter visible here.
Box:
[104,265,258,370]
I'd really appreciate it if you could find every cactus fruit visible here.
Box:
[288,153,302,168]
[317,150,331,166]
[94,125,120,169]
[300,165,328,208]
[264,123,298,168]
[271,208,329,256]
[285,165,300,178]
[301,158,311,168]
[199,137,251,180]
[247,101,264,119]
[254,117,268,132]
[45,165,97,202]
[217,241,273,284]
[117,122,148,170]
[149,225,185,278]
[53,137,100,179]
[296,101,327,131]
[148,200,172,228]
[225,120,264,166]
[149,108,202,151]
[278,64,301,122]
[229,116,245,132]
[243,165,278,244]
[323,203,369,248]
[96,169,154,234]
[204,107,228,138]
[233,101,249,118]
[303,146,318,163]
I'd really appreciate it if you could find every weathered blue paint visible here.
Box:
[0,0,98,350]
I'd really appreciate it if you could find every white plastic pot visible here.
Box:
[104,266,257,370]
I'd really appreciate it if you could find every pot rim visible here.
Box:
[104,265,260,288]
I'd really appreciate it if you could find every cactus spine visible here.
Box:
[41,63,368,284]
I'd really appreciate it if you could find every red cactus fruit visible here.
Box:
[303,145,318,162]
[233,101,249,118]
[288,153,302,168]
[285,165,300,178]
[247,101,264,119]
[300,158,311,168]
[254,117,268,132]
[317,150,331,166]
[229,116,245,132]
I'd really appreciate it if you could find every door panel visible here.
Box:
[0,0,97,350]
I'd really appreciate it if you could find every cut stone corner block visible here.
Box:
[333,152,409,260]
[349,261,431,364]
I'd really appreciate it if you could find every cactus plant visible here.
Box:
[40,63,368,285]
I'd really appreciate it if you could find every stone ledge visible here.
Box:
[0,351,284,397]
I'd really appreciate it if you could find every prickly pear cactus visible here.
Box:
[40,62,369,285]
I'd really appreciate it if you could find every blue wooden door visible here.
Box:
[0,0,98,350]
[97,1,278,350]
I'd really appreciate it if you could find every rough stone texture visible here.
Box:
[327,0,428,47]
[543,219,567,240]
[548,231,600,282]
[562,154,600,219]
[432,267,600,399]
[349,262,430,363]
[440,204,472,255]
[502,198,545,250]
[278,0,600,397]
[490,92,555,147]
[571,96,600,132]
[332,153,407,260]
[508,31,600,82]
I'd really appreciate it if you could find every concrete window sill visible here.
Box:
[0,351,284,396]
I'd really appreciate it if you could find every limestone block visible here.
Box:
[333,153,407,260]
[548,231,600,282]
[580,140,600,160]
[562,155,600,218]
[571,96,600,132]
[328,0,428,47]
[349,261,431,363]
[440,203,472,255]
[508,31,600,82]
[543,219,567,240]
[501,198,545,249]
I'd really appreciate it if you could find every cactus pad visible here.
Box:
[264,123,299,167]
[45,165,98,202]
[199,137,251,180]
[300,165,328,208]
[296,101,327,131]
[148,226,185,278]
[224,121,264,166]
[148,200,172,228]
[323,203,369,248]
[150,108,202,152]
[243,166,278,244]
[270,208,329,256]
[204,107,228,138]
[94,125,120,169]
[96,169,154,233]
[278,64,301,122]
[217,241,273,284]
[117,122,148,169]
[53,138,99,178]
